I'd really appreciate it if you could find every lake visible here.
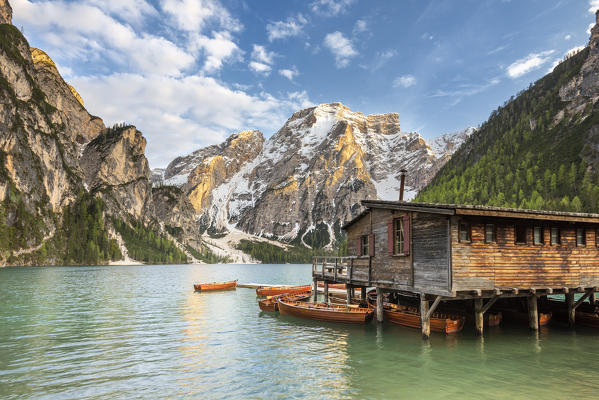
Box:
[1,264,599,399]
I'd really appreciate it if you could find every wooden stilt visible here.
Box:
[346,286,352,305]
[351,287,356,299]
[376,287,384,323]
[420,295,430,339]
[312,278,318,302]
[360,286,367,302]
[527,295,539,330]
[323,282,329,303]
[566,292,575,327]
[474,298,484,336]
[589,290,596,305]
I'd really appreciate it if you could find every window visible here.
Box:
[394,219,404,254]
[515,224,527,244]
[459,222,471,242]
[533,226,544,245]
[361,235,369,256]
[551,227,560,245]
[485,224,496,243]
[388,216,409,256]
[577,228,586,246]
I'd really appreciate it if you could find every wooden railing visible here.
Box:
[312,256,371,284]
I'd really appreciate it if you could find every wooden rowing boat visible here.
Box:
[383,303,465,334]
[318,282,346,289]
[256,285,311,297]
[328,294,361,305]
[494,306,552,326]
[277,298,374,324]
[193,280,237,292]
[543,298,599,328]
[258,292,311,312]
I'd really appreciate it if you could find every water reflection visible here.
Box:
[2,265,599,399]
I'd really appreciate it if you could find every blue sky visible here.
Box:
[10,0,599,167]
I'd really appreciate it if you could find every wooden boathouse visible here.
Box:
[312,200,599,338]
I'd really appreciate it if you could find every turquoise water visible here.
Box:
[1,264,599,399]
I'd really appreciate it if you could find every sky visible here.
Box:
[9,0,599,168]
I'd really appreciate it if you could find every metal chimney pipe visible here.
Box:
[399,169,407,202]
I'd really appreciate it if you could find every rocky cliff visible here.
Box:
[159,103,471,247]
[0,0,11,25]
[0,1,191,265]
[81,125,153,219]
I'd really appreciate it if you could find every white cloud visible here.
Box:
[12,0,195,76]
[393,75,416,88]
[160,0,241,33]
[564,34,572,40]
[323,31,357,68]
[190,31,243,73]
[311,0,355,16]
[73,73,313,167]
[249,61,271,74]
[251,45,276,65]
[589,0,599,13]
[431,78,500,106]
[248,45,277,75]
[353,19,367,35]
[89,0,157,23]
[266,14,307,42]
[279,67,299,81]
[506,50,555,79]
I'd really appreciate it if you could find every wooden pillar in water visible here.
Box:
[376,287,384,323]
[360,286,367,302]
[474,298,484,336]
[346,285,352,305]
[566,292,575,327]
[323,282,329,303]
[527,295,539,330]
[420,295,430,339]
[312,278,318,303]
[589,290,596,306]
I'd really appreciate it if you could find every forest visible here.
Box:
[417,47,599,213]
[237,238,347,264]
[112,218,188,264]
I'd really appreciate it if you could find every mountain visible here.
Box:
[0,1,193,265]
[417,11,599,212]
[156,103,471,247]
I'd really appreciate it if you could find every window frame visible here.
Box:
[393,218,405,255]
[459,221,471,243]
[515,224,527,245]
[360,234,370,257]
[550,227,561,246]
[484,223,496,243]
[533,226,544,245]
[576,228,586,247]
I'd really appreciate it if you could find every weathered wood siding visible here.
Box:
[346,209,412,286]
[412,212,450,292]
[451,217,599,291]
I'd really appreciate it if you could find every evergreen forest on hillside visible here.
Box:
[1,190,123,265]
[417,47,599,213]
[112,218,188,264]
[237,238,347,264]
